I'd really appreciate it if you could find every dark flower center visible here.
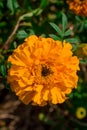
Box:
[80,0,85,3]
[41,66,52,77]
[80,111,84,115]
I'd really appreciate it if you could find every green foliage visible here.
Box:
[49,22,63,37]
[0,64,7,77]
[49,13,79,44]
[16,30,29,39]
[80,59,87,64]
[62,13,68,32]
[7,0,20,14]
[40,0,48,9]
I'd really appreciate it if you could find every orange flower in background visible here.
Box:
[67,0,87,16]
[7,35,79,106]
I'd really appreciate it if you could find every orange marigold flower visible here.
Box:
[67,0,87,16]
[7,35,79,106]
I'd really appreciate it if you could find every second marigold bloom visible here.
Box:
[7,35,79,106]
[67,0,87,16]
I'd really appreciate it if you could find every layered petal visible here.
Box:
[67,0,87,16]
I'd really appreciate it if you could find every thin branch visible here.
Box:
[3,8,42,50]
[70,116,87,127]
[3,18,21,50]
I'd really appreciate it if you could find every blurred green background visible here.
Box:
[0,0,87,130]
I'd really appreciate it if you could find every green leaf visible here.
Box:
[13,0,19,9]
[0,2,4,8]
[28,29,35,35]
[0,64,6,77]
[67,93,74,98]
[62,13,67,32]
[7,0,14,14]
[0,22,7,27]
[65,38,79,43]
[7,0,20,14]
[17,30,29,39]
[64,29,72,36]
[13,41,17,48]
[80,59,87,64]
[75,16,81,22]
[50,22,63,37]
[49,34,61,40]
[40,0,48,9]
[72,44,78,52]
